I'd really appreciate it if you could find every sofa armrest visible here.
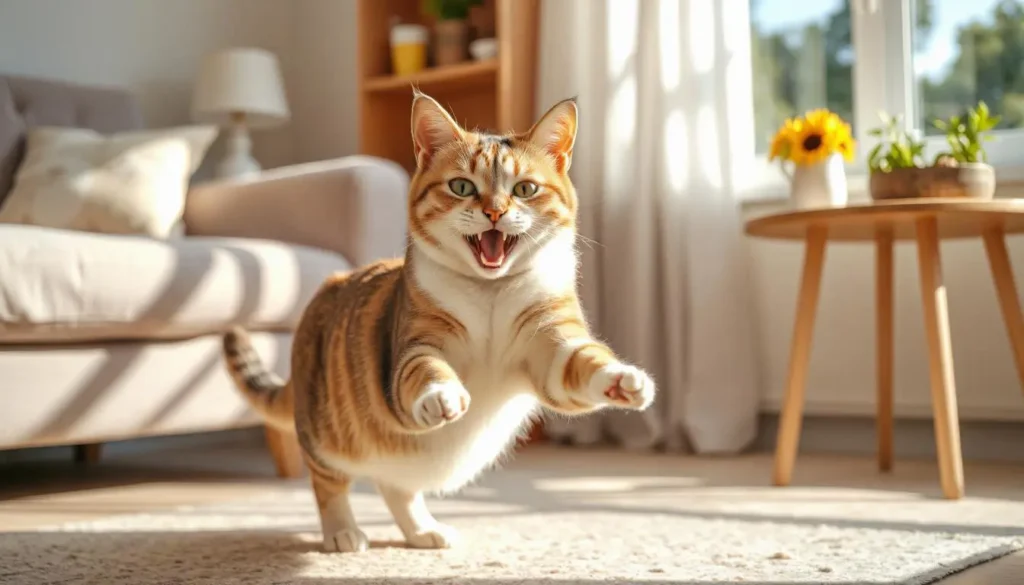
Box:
[183,156,409,267]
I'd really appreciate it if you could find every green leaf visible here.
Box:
[868,127,883,137]
[867,143,883,168]
[969,109,980,130]
[895,142,913,165]
[933,119,948,131]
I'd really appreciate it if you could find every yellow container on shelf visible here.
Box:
[390,24,428,76]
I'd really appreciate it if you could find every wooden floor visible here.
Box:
[0,432,1021,584]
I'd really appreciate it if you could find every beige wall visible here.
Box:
[0,0,311,174]
[291,0,361,163]
[0,0,361,169]
[743,193,1024,423]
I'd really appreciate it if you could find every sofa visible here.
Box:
[0,74,408,476]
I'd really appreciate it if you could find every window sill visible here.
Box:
[738,165,1024,213]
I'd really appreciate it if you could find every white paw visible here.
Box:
[406,523,460,549]
[587,363,655,410]
[412,381,470,429]
[323,527,369,553]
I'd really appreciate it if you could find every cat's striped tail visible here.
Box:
[222,326,294,429]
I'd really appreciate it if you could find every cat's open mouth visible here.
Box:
[465,229,519,269]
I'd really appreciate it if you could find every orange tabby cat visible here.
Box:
[222,91,656,553]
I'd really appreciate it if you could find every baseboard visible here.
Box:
[0,427,266,465]
[3,414,1020,466]
[752,413,1024,463]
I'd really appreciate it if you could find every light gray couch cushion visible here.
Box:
[0,75,143,205]
[0,224,348,344]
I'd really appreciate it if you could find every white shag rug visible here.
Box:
[2,477,1022,585]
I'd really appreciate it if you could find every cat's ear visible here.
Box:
[410,90,464,168]
[526,97,578,173]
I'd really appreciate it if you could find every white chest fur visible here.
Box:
[319,239,578,495]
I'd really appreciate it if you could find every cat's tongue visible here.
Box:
[479,229,505,266]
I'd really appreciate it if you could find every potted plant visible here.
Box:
[422,0,483,66]
[868,102,998,200]
[768,109,856,209]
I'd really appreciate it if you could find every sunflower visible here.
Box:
[767,109,855,165]
[767,117,803,162]
[789,108,842,166]
[768,130,791,162]
[836,134,856,162]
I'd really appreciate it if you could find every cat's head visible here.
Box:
[406,91,578,280]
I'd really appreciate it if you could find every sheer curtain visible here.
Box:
[537,0,761,454]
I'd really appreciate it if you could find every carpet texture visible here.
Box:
[3,474,1022,585]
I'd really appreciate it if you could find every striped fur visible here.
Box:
[222,92,656,553]
[222,326,292,429]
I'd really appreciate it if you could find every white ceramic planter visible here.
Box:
[783,153,848,209]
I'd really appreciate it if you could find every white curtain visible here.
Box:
[537,0,761,454]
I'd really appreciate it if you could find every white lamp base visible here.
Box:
[216,118,261,179]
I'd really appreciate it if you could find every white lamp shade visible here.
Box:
[192,47,290,129]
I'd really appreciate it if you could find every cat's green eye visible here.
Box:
[448,178,478,197]
[512,181,539,198]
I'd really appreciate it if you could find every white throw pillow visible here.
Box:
[0,125,218,238]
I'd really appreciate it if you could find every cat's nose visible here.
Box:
[483,208,506,223]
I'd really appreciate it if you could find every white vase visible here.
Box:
[784,153,848,209]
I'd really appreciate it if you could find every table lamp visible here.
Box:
[191,47,290,178]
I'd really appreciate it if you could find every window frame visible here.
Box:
[737,0,1024,202]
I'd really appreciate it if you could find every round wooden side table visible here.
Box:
[745,198,1024,500]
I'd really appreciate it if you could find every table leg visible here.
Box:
[982,225,1024,395]
[876,228,894,472]
[773,225,828,487]
[914,217,964,500]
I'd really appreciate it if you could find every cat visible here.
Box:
[222,90,657,553]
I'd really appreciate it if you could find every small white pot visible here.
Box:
[783,153,848,209]
[469,37,498,60]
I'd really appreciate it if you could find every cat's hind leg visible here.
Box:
[376,482,459,549]
[311,469,368,553]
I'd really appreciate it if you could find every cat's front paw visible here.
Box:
[412,380,470,429]
[588,363,655,410]
[406,523,460,549]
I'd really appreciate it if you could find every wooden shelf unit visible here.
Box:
[363,58,498,93]
[356,0,539,174]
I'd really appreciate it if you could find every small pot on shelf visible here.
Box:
[422,0,482,66]
[433,18,469,66]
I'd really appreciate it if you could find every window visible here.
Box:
[744,0,1024,198]
[750,0,854,156]
[913,0,1024,138]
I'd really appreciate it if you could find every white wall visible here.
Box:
[291,0,361,163]
[743,195,1024,423]
[0,0,299,173]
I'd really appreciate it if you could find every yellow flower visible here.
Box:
[768,117,802,162]
[837,133,856,162]
[789,108,841,166]
[767,109,854,164]
[768,132,791,162]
